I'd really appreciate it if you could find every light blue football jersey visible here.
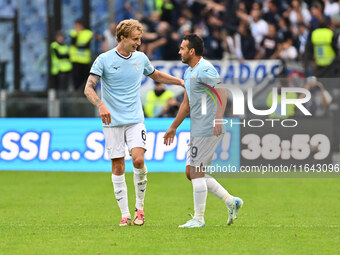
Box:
[90,48,155,126]
[184,58,222,137]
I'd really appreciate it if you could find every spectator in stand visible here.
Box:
[88,0,340,66]
[258,23,280,59]
[138,11,161,53]
[142,11,161,34]
[331,7,340,35]
[297,22,309,59]
[310,0,331,31]
[205,27,224,60]
[298,76,332,117]
[144,82,174,118]
[323,0,340,17]
[159,97,180,117]
[177,16,192,37]
[180,7,194,27]
[206,11,224,28]
[279,37,298,60]
[251,1,262,11]
[262,0,281,25]
[237,4,269,48]
[223,0,242,34]
[277,17,293,42]
[202,0,226,14]
[102,22,118,52]
[284,0,311,36]
[145,21,180,60]
[115,0,138,22]
[236,1,247,19]
[158,0,178,27]
[234,21,257,60]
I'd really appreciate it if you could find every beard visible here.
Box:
[181,56,188,64]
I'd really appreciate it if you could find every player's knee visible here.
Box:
[112,162,125,175]
[132,156,144,169]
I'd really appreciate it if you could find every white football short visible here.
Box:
[186,135,223,167]
[103,123,147,159]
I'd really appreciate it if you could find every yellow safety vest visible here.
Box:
[50,41,72,75]
[69,29,93,64]
[144,90,174,117]
[311,28,336,66]
[266,91,297,119]
[155,0,174,14]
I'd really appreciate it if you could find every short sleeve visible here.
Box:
[198,66,221,87]
[143,53,155,76]
[90,55,104,77]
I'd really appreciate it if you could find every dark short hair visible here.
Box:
[55,30,64,37]
[311,0,324,11]
[183,34,204,56]
[74,19,84,26]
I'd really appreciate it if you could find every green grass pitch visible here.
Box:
[0,171,339,255]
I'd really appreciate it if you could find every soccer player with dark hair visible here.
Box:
[84,19,184,226]
[164,34,243,228]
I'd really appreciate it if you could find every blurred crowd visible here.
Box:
[111,0,340,117]
[48,0,340,117]
[114,0,340,63]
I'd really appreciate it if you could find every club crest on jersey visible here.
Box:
[133,63,141,70]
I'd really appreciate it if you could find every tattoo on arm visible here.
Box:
[84,74,102,107]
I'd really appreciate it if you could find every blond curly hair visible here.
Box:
[116,19,143,42]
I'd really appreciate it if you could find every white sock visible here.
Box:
[205,174,234,207]
[134,165,147,210]
[112,174,130,218]
[192,177,207,223]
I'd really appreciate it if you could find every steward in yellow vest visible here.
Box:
[69,19,93,91]
[144,82,174,117]
[155,0,174,14]
[310,22,338,77]
[50,31,72,92]
[311,28,336,66]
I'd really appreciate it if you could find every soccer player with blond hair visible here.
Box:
[84,19,184,226]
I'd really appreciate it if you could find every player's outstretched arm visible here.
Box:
[213,88,227,136]
[164,92,190,146]
[149,70,184,87]
[84,74,111,125]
